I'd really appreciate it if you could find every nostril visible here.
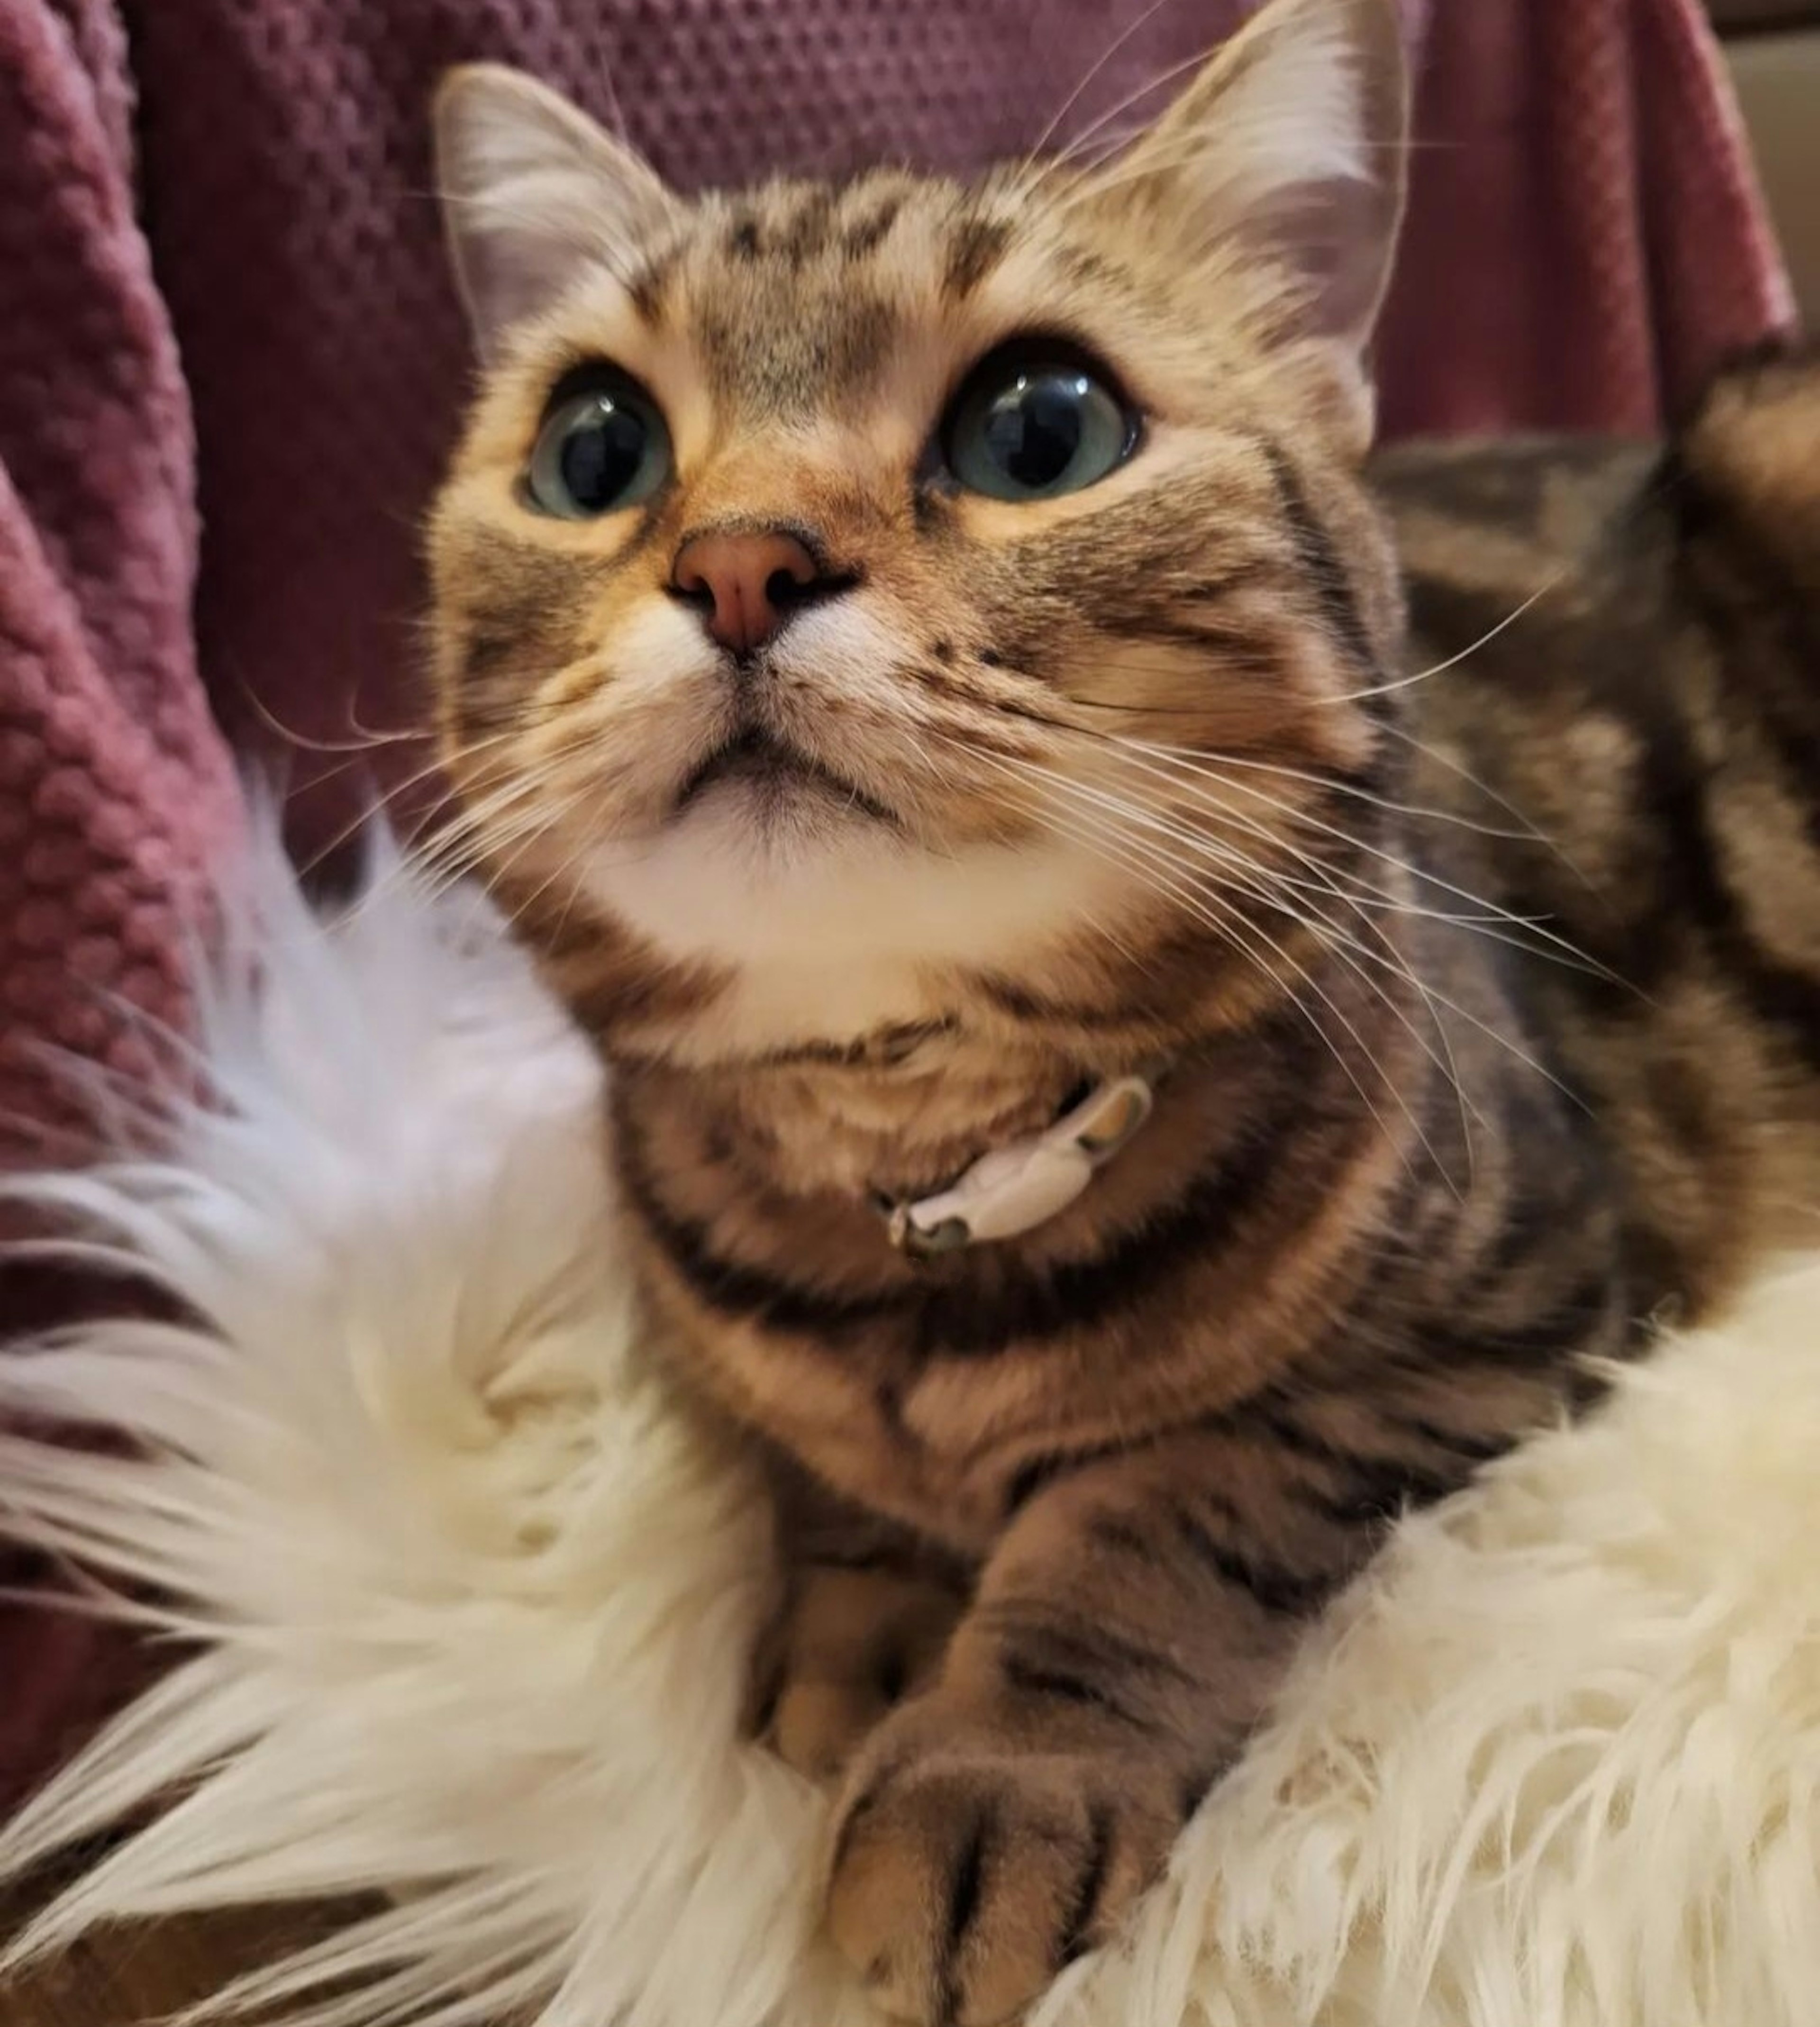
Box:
[669,527,855,653]
[766,565,858,613]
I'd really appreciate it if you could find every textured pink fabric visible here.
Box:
[1378,0,1797,437]
[0,3,241,1167]
[0,0,1796,1804]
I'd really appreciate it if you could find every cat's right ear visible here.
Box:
[433,65,679,362]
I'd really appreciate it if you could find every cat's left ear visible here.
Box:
[1085,0,1408,445]
[433,65,680,363]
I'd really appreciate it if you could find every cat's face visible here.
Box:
[428,0,1408,1036]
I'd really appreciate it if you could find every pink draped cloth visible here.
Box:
[0,0,1795,1803]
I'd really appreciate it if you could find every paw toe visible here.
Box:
[826,1747,1168,2026]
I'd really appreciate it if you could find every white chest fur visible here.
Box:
[582,819,1136,1060]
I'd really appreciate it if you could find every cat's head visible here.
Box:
[427,0,1409,1049]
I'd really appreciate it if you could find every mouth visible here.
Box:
[673,729,898,827]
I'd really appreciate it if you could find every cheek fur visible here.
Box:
[765,600,1067,846]
[533,598,735,824]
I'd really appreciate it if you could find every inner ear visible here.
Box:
[1254,171,1403,345]
[433,64,681,362]
[1082,0,1408,419]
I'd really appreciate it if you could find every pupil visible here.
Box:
[984,375,1083,491]
[560,401,646,510]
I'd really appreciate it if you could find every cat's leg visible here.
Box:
[751,1466,971,1783]
[820,1426,1382,2027]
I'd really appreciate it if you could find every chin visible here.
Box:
[582,784,919,960]
[577,784,1138,996]
[673,731,901,835]
[660,782,892,879]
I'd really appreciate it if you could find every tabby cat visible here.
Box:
[425,1,1820,2018]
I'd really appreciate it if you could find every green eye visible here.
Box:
[526,367,672,518]
[942,346,1138,502]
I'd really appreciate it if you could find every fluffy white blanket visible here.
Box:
[0,840,1816,2027]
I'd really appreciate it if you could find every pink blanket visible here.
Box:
[0,0,1795,1801]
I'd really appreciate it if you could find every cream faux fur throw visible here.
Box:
[0,836,1816,2027]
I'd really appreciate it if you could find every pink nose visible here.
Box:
[671,528,822,655]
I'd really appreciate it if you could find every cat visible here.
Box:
[424,0,1820,2018]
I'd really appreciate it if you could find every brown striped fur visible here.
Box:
[425,7,1820,2020]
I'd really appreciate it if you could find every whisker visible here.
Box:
[455,790,596,925]
[954,742,1443,1173]
[981,730,1582,1137]
[341,759,578,922]
[1108,736,1546,847]
[1109,739,1618,980]
[1055,131,1418,218]
[1320,571,1570,707]
[293,730,528,882]
[986,750,1478,1174]
[233,683,428,757]
[1086,745,1609,1103]
[1098,736,1599,964]
[1377,720,1594,885]
[946,661,1571,861]
[1019,0,1199,182]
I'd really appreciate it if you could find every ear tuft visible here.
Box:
[1086,0,1408,434]
[433,65,679,361]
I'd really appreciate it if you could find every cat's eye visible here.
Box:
[941,345,1138,503]
[525,367,672,518]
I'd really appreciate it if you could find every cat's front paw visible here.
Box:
[749,1563,962,1783]
[823,1700,1179,2026]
